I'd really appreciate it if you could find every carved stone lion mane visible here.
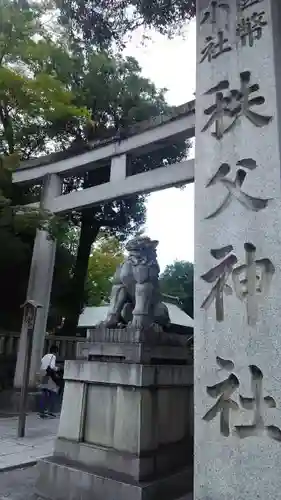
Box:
[103,235,170,330]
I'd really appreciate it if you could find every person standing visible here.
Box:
[38,345,60,419]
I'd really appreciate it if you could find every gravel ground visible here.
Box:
[0,465,40,500]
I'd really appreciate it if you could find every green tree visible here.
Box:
[86,235,124,306]
[160,260,194,318]
[59,50,189,335]
[0,0,88,329]
[0,0,89,159]
[0,1,190,335]
[0,0,89,231]
[55,0,196,49]
[0,210,77,330]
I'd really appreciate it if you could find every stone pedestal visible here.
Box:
[36,327,193,500]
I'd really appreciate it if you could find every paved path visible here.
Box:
[0,465,40,500]
[0,415,193,499]
[0,415,58,471]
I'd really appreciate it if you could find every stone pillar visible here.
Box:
[36,327,193,500]
[14,174,61,388]
[110,154,127,183]
[195,1,281,499]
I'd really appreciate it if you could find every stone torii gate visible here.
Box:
[13,0,281,498]
[13,100,196,389]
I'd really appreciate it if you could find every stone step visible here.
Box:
[36,456,193,500]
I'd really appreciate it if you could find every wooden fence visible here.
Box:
[0,330,82,390]
[0,330,81,361]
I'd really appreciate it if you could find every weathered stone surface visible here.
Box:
[195,1,281,499]
[0,414,57,472]
[64,359,192,386]
[58,381,85,441]
[77,340,190,364]
[36,456,193,500]
[38,323,193,499]
[102,235,170,331]
[14,174,61,388]
[17,100,195,172]
[0,465,193,500]
[87,325,192,345]
[76,328,193,364]
[83,385,117,448]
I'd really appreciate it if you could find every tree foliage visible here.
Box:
[0,0,89,158]
[160,260,194,318]
[0,0,192,334]
[0,0,89,238]
[0,0,88,329]
[59,49,189,335]
[86,235,124,306]
[55,0,196,49]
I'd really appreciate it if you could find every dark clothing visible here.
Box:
[39,389,57,415]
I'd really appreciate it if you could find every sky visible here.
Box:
[123,20,196,270]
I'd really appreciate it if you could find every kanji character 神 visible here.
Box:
[232,243,275,326]
[205,158,272,219]
[201,243,275,324]
[202,71,272,139]
[200,31,232,63]
[200,245,237,322]
[237,10,267,47]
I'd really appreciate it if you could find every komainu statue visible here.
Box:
[103,236,170,330]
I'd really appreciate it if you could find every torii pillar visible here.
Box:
[14,174,61,389]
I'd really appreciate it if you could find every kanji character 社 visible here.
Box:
[200,31,232,63]
[203,357,239,436]
[236,365,281,441]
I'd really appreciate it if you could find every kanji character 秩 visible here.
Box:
[202,71,272,139]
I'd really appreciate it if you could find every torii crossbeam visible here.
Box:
[12,98,196,389]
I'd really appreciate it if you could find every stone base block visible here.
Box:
[36,456,193,500]
[78,341,192,364]
[77,327,193,365]
[54,437,192,481]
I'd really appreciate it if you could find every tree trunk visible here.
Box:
[0,103,14,154]
[60,211,100,336]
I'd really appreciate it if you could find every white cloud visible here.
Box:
[145,185,194,271]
